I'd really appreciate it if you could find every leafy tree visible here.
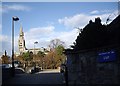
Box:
[73,17,106,50]
[44,39,66,69]
[33,51,45,67]
[44,51,54,69]
[37,51,45,58]
[22,51,33,61]
[55,45,64,56]
[16,55,25,67]
[1,55,10,64]
[49,39,65,50]
[71,15,120,51]
[1,50,10,64]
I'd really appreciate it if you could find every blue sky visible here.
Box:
[0,2,118,56]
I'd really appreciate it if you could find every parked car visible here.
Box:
[0,64,10,68]
[8,63,18,68]
[27,67,34,74]
[30,67,36,74]
[15,68,25,74]
[8,61,21,68]
[28,66,41,74]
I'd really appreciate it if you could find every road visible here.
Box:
[2,69,65,86]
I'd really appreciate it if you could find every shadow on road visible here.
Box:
[2,70,66,86]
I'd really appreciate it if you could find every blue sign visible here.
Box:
[97,51,116,62]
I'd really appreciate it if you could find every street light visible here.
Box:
[33,41,38,68]
[34,41,38,54]
[12,16,19,77]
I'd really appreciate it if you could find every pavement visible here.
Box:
[2,69,66,86]
[36,69,60,74]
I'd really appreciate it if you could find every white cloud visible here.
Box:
[26,26,54,36]
[15,25,79,50]
[0,35,20,55]
[38,29,79,48]
[16,11,118,51]
[101,10,112,13]
[58,12,118,29]
[0,24,2,53]
[0,34,11,55]
[23,26,55,49]
[0,6,2,13]
[2,26,54,52]
[58,14,88,29]
[24,26,55,40]
[54,29,79,48]
[3,10,118,55]
[30,30,78,49]
[90,10,113,15]
[0,24,1,32]
[90,10,99,14]
[0,35,9,42]
[1,4,30,13]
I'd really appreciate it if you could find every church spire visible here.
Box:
[18,24,26,54]
[20,24,24,36]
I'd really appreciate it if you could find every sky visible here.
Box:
[0,2,119,56]
[1,0,118,2]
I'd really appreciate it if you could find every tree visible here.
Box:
[1,55,10,64]
[16,55,24,67]
[49,39,65,50]
[1,50,10,64]
[73,17,107,50]
[37,51,45,58]
[21,51,33,67]
[55,45,64,56]
[44,51,54,69]
[45,39,66,69]
[22,51,33,61]
[55,45,66,67]
[33,51,45,67]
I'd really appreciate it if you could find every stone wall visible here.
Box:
[66,46,120,85]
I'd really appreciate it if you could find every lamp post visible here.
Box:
[34,41,38,54]
[12,16,19,77]
[33,41,38,69]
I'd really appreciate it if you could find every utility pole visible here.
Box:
[11,16,19,77]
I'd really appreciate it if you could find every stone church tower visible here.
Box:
[18,25,26,54]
